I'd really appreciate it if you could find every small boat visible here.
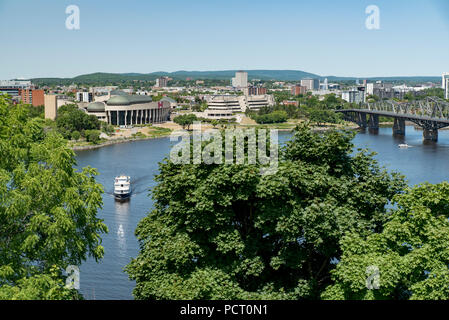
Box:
[398,143,410,148]
[114,175,132,200]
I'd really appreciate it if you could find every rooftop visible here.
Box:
[106,95,153,106]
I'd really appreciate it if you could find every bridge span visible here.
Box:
[336,97,449,141]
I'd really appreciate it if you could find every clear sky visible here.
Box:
[1,0,448,79]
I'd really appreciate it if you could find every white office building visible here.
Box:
[232,71,248,88]
[342,89,365,104]
[446,78,449,100]
[442,73,449,90]
[76,92,93,102]
[300,78,320,91]
[0,80,32,88]
[205,94,274,113]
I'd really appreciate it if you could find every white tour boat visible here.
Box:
[114,175,132,200]
[398,143,410,148]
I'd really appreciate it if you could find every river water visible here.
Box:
[75,126,449,300]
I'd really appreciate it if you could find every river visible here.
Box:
[75,126,449,299]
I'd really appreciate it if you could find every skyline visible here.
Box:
[1,0,449,79]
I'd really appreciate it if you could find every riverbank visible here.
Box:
[71,120,361,151]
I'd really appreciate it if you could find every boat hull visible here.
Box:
[114,192,131,200]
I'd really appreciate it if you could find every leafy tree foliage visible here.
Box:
[71,130,81,141]
[322,182,449,300]
[252,110,288,124]
[308,110,341,126]
[0,96,107,299]
[126,124,405,299]
[56,104,101,139]
[85,130,101,144]
[173,114,198,130]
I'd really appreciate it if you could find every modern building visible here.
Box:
[300,78,320,91]
[206,95,243,112]
[342,89,365,104]
[291,85,308,96]
[85,94,171,126]
[442,73,449,90]
[246,94,275,111]
[366,82,405,100]
[155,76,169,88]
[205,94,274,113]
[231,71,248,88]
[76,91,93,102]
[0,80,32,97]
[446,78,449,100]
[19,89,45,106]
[195,109,236,120]
[245,86,267,96]
[0,80,31,88]
[44,95,58,120]
[320,78,329,90]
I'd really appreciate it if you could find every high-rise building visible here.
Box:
[446,78,449,100]
[44,95,58,120]
[342,89,365,104]
[442,73,449,90]
[300,78,319,91]
[19,89,44,106]
[155,76,169,88]
[291,85,307,96]
[245,86,267,96]
[231,71,248,88]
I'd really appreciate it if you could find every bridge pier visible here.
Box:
[393,118,405,136]
[368,114,379,134]
[423,128,438,142]
[357,113,367,129]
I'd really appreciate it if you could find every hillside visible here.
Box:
[29,70,441,85]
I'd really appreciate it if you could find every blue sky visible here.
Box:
[1,0,448,79]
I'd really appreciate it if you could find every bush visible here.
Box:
[71,131,81,141]
[253,111,288,124]
[85,130,101,144]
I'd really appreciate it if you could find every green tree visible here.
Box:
[173,114,198,130]
[0,96,107,299]
[85,129,101,144]
[71,130,81,141]
[322,182,449,300]
[126,124,405,299]
[56,104,101,139]
[308,110,340,126]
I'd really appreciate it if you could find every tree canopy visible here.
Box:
[56,104,101,139]
[126,124,405,299]
[0,96,107,299]
[322,182,449,300]
[173,114,198,130]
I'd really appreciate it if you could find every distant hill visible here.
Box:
[30,70,320,85]
[29,70,441,85]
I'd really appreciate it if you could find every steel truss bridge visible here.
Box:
[336,97,449,141]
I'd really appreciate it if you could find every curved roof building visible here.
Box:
[86,94,170,126]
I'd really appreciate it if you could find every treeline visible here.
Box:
[250,110,288,124]
[246,93,345,125]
